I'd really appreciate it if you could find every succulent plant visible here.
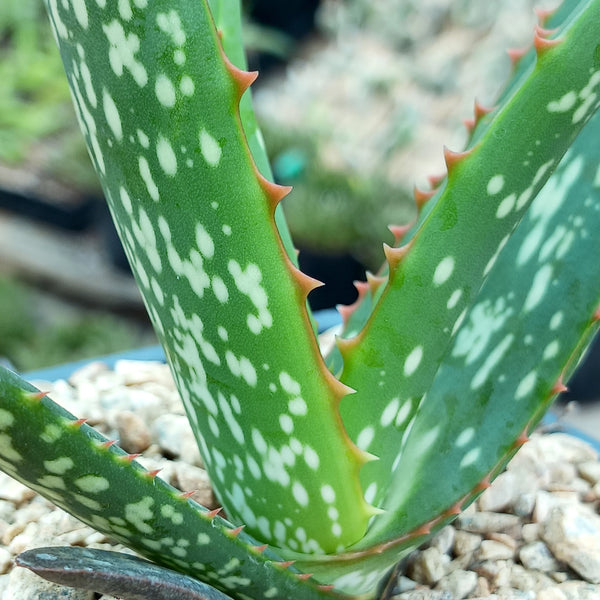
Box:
[1,0,600,598]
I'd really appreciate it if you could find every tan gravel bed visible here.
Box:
[0,360,599,599]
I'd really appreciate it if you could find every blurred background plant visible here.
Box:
[0,0,578,373]
[0,0,99,192]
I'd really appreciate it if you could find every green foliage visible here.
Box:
[0,0,99,193]
[1,0,600,599]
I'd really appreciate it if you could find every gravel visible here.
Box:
[0,359,598,599]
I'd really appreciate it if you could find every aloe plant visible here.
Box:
[1,0,600,598]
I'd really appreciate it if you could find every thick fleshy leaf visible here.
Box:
[338,0,600,517]
[16,547,233,600]
[43,0,372,553]
[0,367,340,600]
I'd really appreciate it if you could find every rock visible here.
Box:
[475,539,515,561]
[152,414,199,460]
[409,547,448,585]
[473,559,508,581]
[578,461,600,485]
[472,575,491,597]
[489,588,535,599]
[0,547,11,574]
[0,474,36,505]
[489,532,518,552]
[174,462,218,509]
[453,530,482,555]
[395,575,418,593]
[429,526,455,555]
[456,511,520,534]
[112,410,152,454]
[547,462,578,485]
[68,360,110,387]
[519,541,561,573]
[114,359,171,386]
[503,563,555,592]
[393,591,453,600]
[534,434,598,464]
[548,477,592,495]
[435,569,477,599]
[101,387,164,423]
[542,504,600,584]
[5,562,96,599]
[555,581,600,600]
[521,522,540,543]
[513,492,536,517]
[537,588,567,600]
[479,471,519,512]
[534,490,580,524]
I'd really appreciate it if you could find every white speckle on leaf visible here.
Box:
[487,175,505,195]
[433,256,455,286]
[199,129,222,167]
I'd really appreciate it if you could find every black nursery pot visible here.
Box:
[298,248,367,311]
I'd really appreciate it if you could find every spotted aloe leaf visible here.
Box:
[0,367,341,600]
[1,0,600,599]
[336,0,600,540]
[44,0,374,557]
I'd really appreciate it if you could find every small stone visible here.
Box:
[453,530,482,555]
[476,540,514,561]
[393,591,452,600]
[489,532,518,551]
[0,547,11,574]
[409,547,448,585]
[435,569,477,599]
[547,477,592,495]
[506,563,555,592]
[474,559,508,581]
[555,581,600,600]
[536,591,566,600]
[395,575,418,593]
[429,526,455,555]
[542,504,600,584]
[534,490,580,524]
[513,492,536,517]
[491,561,514,589]
[472,576,491,597]
[456,511,520,534]
[447,553,472,573]
[113,410,152,453]
[68,361,110,387]
[521,522,540,543]
[114,359,169,385]
[5,562,96,599]
[535,434,598,464]
[0,474,36,505]
[519,541,560,572]
[174,463,218,509]
[547,462,578,485]
[478,471,519,512]
[578,461,600,485]
[549,571,569,583]
[492,589,535,600]
[152,414,197,459]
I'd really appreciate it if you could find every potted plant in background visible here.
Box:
[1,0,600,598]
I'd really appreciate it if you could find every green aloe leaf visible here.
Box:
[43,0,373,554]
[338,0,600,524]
[0,366,343,600]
